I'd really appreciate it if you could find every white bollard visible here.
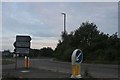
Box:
[13,54,16,58]
[24,56,27,68]
[28,57,30,68]
[17,54,19,57]
[71,49,83,78]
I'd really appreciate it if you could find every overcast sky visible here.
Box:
[1,2,118,51]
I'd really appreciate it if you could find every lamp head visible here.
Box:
[61,12,66,15]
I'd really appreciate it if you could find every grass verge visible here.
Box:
[1,59,15,65]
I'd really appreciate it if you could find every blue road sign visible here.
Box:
[75,50,83,63]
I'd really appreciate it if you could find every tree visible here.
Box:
[54,21,119,64]
[29,47,54,57]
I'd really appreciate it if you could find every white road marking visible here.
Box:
[21,70,30,73]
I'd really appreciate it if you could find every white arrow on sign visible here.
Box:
[15,42,30,48]
[16,35,31,42]
[76,53,81,61]
[16,48,30,54]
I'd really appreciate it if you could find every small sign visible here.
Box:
[75,50,83,64]
[16,35,31,42]
[14,42,30,48]
[15,48,30,54]
[14,35,31,54]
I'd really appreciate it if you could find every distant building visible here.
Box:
[2,50,13,57]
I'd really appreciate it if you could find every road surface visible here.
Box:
[2,58,119,78]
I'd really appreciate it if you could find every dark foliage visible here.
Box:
[54,21,120,64]
[29,47,54,57]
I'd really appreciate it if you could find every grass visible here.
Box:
[1,59,15,65]
[2,72,18,79]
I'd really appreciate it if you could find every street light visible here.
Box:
[61,12,66,33]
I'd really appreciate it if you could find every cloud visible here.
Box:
[2,36,15,51]
[3,2,117,35]
[2,2,64,38]
[31,37,59,50]
[65,2,118,34]
[2,2,118,51]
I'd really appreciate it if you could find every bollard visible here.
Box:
[13,54,16,58]
[71,50,76,78]
[24,56,27,68]
[71,49,83,78]
[28,57,30,68]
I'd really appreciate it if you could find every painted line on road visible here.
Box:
[21,70,30,73]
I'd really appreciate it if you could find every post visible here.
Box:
[64,13,66,33]
[24,56,27,69]
[15,53,17,70]
[28,57,30,68]
[24,56,30,69]
[71,51,76,78]
[61,13,66,33]
[71,49,83,78]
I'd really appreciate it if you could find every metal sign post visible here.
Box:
[14,53,17,70]
[71,49,83,78]
[24,56,31,69]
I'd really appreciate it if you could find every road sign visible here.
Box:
[16,35,31,42]
[14,35,31,54]
[15,48,30,54]
[14,42,30,48]
[75,50,83,64]
[71,49,83,65]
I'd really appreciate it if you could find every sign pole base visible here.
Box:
[15,53,17,70]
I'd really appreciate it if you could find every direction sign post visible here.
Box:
[15,48,30,54]
[15,53,17,70]
[71,49,83,78]
[13,35,31,69]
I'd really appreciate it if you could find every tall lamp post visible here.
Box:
[61,12,66,33]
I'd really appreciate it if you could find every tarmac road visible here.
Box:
[3,68,70,78]
[31,58,119,78]
[2,58,119,78]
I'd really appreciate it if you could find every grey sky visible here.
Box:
[2,2,118,51]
